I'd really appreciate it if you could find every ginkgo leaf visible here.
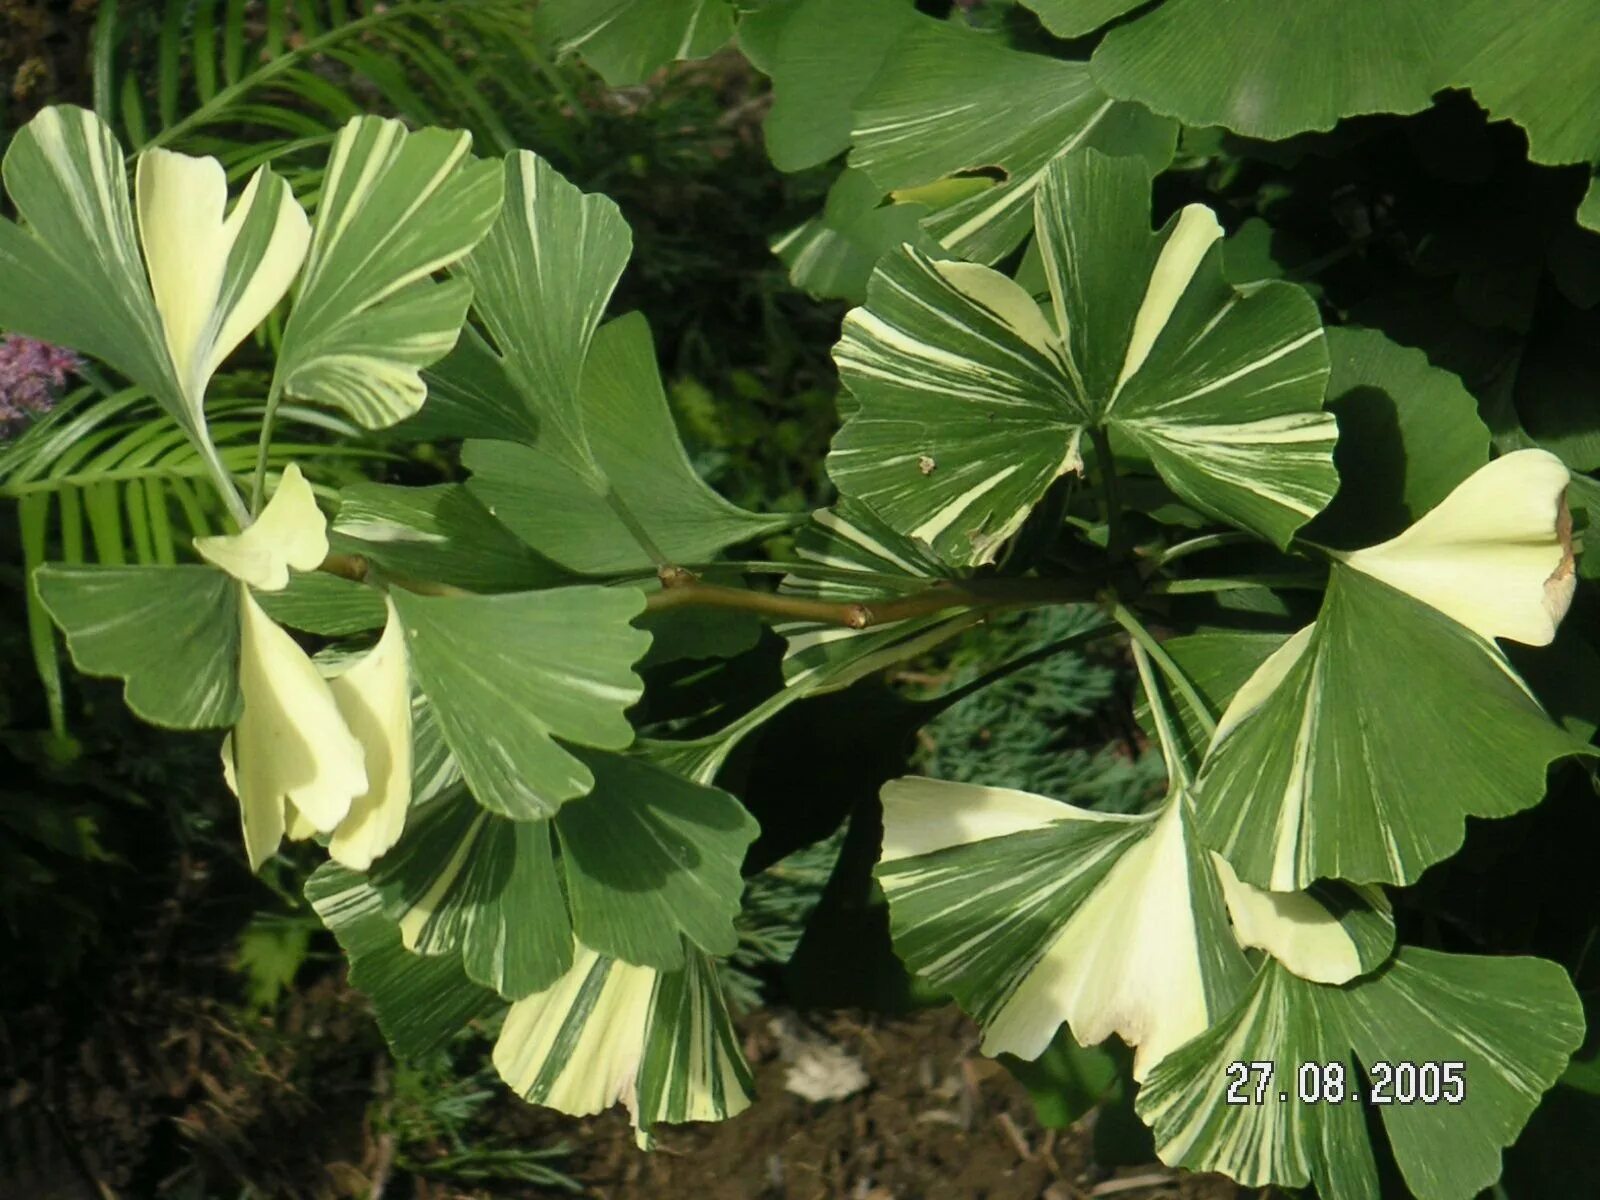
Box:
[307,863,501,1061]
[1091,0,1450,141]
[770,167,938,303]
[829,149,1336,566]
[1036,151,1338,548]
[136,147,309,426]
[849,20,1176,263]
[553,751,758,970]
[828,246,1087,568]
[877,776,1250,1080]
[274,117,503,429]
[776,501,979,693]
[34,563,242,729]
[0,106,173,414]
[330,482,567,594]
[536,0,734,87]
[464,313,794,573]
[195,462,327,591]
[1020,0,1144,38]
[1210,857,1393,986]
[1195,561,1588,890]
[325,598,413,870]
[453,150,632,480]
[1138,949,1584,1200]
[493,940,753,1146]
[226,585,366,871]
[0,107,295,445]
[252,572,389,636]
[392,587,650,821]
[371,791,573,1000]
[1336,448,1576,648]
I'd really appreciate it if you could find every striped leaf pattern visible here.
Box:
[536,0,734,87]
[849,21,1176,263]
[1195,563,1586,889]
[0,108,179,427]
[455,151,632,478]
[828,248,1088,567]
[877,777,1250,1079]
[275,116,504,429]
[1138,949,1584,1200]
[494,940,753,1146]
[307,863,502,1061]
[371,752,756,996]
[777,500,979,692]
[391,587,651,821]
[371,791,573,1000]
[1036,151,1338,548]
[34,563,242,728]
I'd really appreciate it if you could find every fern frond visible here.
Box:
[93,0,576,179]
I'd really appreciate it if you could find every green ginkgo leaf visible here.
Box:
[464,313,793,573]
[1196,452,1586,889]
[553,751,758,970]
[452,150,632,480]
[391,587,650,821]
[274,116,504,429]
[1091,0,1450,141]
[535,0,734,87]
[1138,949,1584,1200]
[770,167,939,304]
[35,563,241,728]
[307,862,501,1061]
[330,482,567,593]
[370,791,573,1000]
[829,149,1336,566]
[850,21,1177,264]
[493,940,752,1146]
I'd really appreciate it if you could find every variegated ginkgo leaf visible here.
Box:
[371,751,755,998]
[274,116,503,430]
[877,645,1394,1078]
[34,563,243,729]
[536,0,734,87]
[224,585,367,870]
[450,150,632,481]
[494,940,753,1148]
[195,463,327,590]
[848,18,1176,264]
[325,598,413,870]
[1196,450,1589,890]
[1035,151,1337,548]
[829,148,1336,567]
[776,500,980,694]
[1138,949,1584,1200]
[391,586,651,821]
[0,107,306,446]
[136,147,309,428]
[307,863,502,1061]
[371,790,573,1000]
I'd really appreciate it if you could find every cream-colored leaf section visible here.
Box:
[930,259,1063,357]
[195,463,328,590]
[494,945,658,1117]
[1209,624,1315,748]
[325,598,413,870]
[1111,204,1223,403]
[226,586,366,871]
[1339,449,1575,646]
[135,149,309,416]
[1211,853,1373,985]
[880,775,1131,863]
[981,798,1211,1080]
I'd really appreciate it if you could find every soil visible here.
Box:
[537,1006,1243,1200]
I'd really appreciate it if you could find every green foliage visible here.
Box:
[4,2,1600,1194]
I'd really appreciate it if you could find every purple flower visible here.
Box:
[0,335,80,431]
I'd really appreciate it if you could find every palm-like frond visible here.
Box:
[2,384,374,734]
[93,0,582,186]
